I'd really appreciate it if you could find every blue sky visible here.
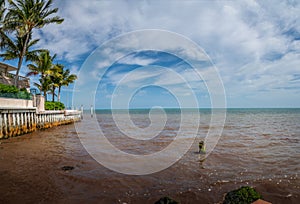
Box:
[4,0,300,108]
[95,50,210,109]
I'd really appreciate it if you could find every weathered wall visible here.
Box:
[0,95,45,112]
[35,95,45,112]
[0,108,81,139]
[0,97,33,108]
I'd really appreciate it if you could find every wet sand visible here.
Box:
[0,123,299,204]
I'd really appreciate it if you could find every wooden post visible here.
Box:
[16,113,20,135]
[81,105,83,119]
[3,113,7,137]
[91,105,94,118]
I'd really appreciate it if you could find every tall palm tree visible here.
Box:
[0,0,7,49]
[56,64,77,102]
[26,50,55,100]
[3,0,63,86]
[0,31,44,74]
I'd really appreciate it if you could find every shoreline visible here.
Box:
[0,124,299,203]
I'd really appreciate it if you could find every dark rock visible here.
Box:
[61,166,75,171]
[155,196,179,204]
[223,186,262,204]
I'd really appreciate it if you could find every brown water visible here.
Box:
[0,109,299,203]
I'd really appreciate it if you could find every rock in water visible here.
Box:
[223,186,262,204]
[61,166,75,171]
[198,141,205,153]
[155,196,179,204]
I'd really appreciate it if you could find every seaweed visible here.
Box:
[155,196,179,204]
[223,186,262,204]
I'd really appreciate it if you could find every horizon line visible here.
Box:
[79,107,300,110]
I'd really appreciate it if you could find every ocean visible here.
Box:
[74,108,300,202]
[3,108,298,203]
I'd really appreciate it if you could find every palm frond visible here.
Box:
[26,71,38,77]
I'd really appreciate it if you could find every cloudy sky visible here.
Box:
[29,0,300,108]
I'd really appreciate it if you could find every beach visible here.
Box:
[0,109,299,203]
[1,1,299,203]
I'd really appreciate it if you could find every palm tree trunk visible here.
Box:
[43,90,47,101]
[14,33,30,87]
[58,86,61,102]
[14,55,23,87]
[52,87,55,102]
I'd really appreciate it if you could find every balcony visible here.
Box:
[0,62,30,89]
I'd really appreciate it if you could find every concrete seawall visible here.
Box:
[0,108,81,139]
[0,97,33,108]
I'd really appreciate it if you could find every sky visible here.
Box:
[7,0,300,108]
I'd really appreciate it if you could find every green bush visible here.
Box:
[0,84,19,93]
[17,90,31,99]
[45,101,65,110]
[223,186,262,204]
[0,83,31,99]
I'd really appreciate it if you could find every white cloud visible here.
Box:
[118,55,157,66]
[32,0,300,107]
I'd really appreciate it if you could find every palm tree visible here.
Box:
[0,0,7,49]
[26,50,55,100]
[0,31,44,75]
[0,0,4,17]
[0,0,5,26]
[3,0,63,86]
[33,76,52,101]
[49,63,61,102]
[56,64,77,102]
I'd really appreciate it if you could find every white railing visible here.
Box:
[0,108,81,139]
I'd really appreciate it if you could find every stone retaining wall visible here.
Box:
[0,97,33,108]
[0,108,81,139]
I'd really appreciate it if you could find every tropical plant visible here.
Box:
[0,83,31,99]
[27,50,55,101]
[0,0,4,19]
[55,64,77,102]
[2,0,63,86]
[48,63,61,102]
[0,0,7,48]
[0,31,44,71]
[45,101,64,110]
[48,84,57,102]
[0,83,19,93]
[32,76,51,101]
